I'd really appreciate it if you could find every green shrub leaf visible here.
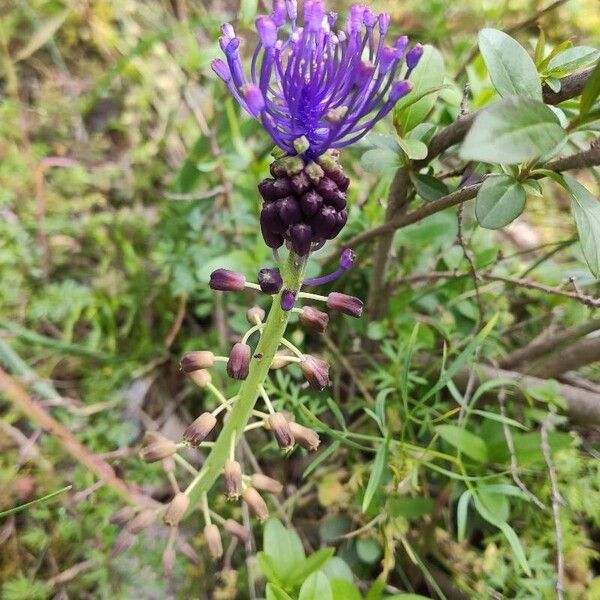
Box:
[460,97,566,164]
[478,29,542,99]
[476,175,526,229]
[436,425,489,462]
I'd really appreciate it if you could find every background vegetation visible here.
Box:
[1,0,599,598]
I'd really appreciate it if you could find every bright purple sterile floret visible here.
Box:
[214,0,421,158]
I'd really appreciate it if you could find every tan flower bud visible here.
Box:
[163,493,190,527]
[110,505,136,525]
[223,459,243,500]
[189,369,212,388]
[204,523,223,560]
[299,306,329,333]
[112,529,135,557]
[224,519,251,542]
[140,433,177,463]
[270,351,294,369]
[162,545,176,576]
[289,422,320,452]
[183,412,217,445]
[180,351,215,373]
[268,412,295,450]
[242,487,269,522]
[246,306,266,324]
[127,509,157,534]
[251,473,283,495]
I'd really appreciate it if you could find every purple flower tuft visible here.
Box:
[214,1,418,158]
[340,248,356,270]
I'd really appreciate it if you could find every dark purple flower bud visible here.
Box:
[260,219,285,249]
[299,190,323,217]
[340,248,355,270]
[270,160,287,178]
[329,208,348,239]
[184,412,217,445]
[300,355,330,390]
[211,59,230,82]
[227,342,251,379]
[277,197,302,225]
[258,267,283,294]
[316,177,346,210]
[242,84,265,116]
[327,292,363,318]
[181,351,215,373]
[406,43,424,69]
[309,205,337,239]
[299,306,329,333]
[290,223,313,256]
[210,269,246,291]
[261,202,287,234]
[281,289,296,311]
[272,177,293,198]
[326,168,350,192]
[256,16,277,47]
[291,171,311,195]
[258,178,278,202]
[390,80,413,102]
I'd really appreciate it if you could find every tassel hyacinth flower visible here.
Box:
[120,0,419,569]
[213,0,421,255]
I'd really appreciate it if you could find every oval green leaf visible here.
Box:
[476,175,526,229]
[478,29,542,100]
[460,97,566,164]
[299,572,333,600]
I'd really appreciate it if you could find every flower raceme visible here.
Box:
[212,1,422,255]
[212,0,421,158]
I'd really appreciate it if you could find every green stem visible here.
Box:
[183,251,307,514]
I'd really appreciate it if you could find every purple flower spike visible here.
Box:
[281,289,296,311]
[258,267,283,294]
[214,2,416,158]
[210,269,246,291]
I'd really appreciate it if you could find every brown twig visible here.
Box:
[343,140,600,251]
[499,318,600,369]
[541,415,565,600]
[0,367,153,507]
[164,294,188,349]
[365,167,411,320]
[527,335,600,378]
[394,269,600,309]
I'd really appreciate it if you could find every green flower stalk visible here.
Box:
[181,250,307,515]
